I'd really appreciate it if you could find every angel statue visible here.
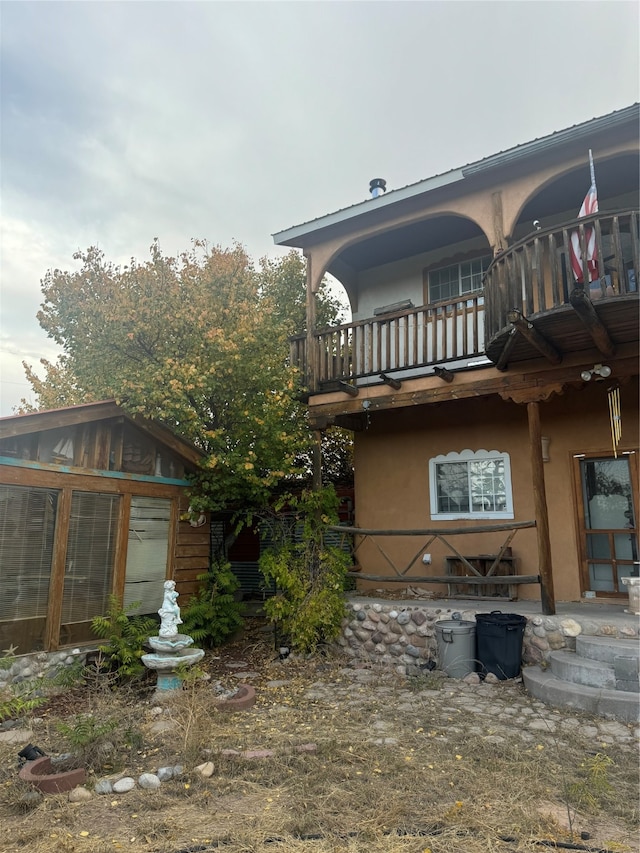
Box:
[158,580,183,638]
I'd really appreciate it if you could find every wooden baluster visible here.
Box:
[611,215,624,294]
[630,211,639,286]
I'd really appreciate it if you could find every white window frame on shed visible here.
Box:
[429,449,514,520]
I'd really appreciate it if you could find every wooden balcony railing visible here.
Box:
[484,209,639,345]
[290,292,485,391]
[290,210,639,390]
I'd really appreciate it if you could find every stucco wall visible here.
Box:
[352,379,639,603]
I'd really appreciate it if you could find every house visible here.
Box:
[0,401,210,656]
[274,104,639,616]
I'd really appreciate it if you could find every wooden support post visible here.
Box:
[527,401,556,615]
[312,429,322,492]
[305,252,318,392]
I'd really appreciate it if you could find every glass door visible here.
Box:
[577,455,638,596]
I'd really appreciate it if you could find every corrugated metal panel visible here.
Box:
[230,561,275,597]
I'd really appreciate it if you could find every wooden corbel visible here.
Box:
[569,287,616,358]
[507,310,562,366]
[379,373,402,390]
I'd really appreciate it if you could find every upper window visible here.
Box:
[429,449,514,520]
[428,256,492,303]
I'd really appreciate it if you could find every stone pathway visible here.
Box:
[300,666,639,749]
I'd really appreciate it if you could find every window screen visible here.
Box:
[60,491,120,645]
[0,485,58,653]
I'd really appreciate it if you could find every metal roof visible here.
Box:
[273,103,639,247]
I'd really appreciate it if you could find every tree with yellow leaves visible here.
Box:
[22,240,349,511]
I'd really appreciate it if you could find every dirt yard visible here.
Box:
[0,616,638,853]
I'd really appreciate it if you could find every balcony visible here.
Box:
[290,209,639,393]
[484,209,639,369]
[290,292,486,392]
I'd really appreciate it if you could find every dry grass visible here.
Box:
[0,625,638,853]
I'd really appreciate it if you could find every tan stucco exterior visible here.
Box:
[352,378,638,602]
[276,106,640,611]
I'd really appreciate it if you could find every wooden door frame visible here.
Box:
[572,448,639,597]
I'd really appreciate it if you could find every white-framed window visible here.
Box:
[428,256,492,303]
[429,449,514,520]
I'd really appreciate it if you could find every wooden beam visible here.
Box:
[569,287,617,358]
[307,351,639,420]
[495,326,518,371]
[527,400,555,615]
[338,381,360,397]
[333,414,366,432]
[331,521,536,536]
[507,311,562,365]
[347,573,540,584]
[380,373,402,390]
[433,366,454,383]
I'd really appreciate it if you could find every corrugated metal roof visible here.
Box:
[273,103,639,246]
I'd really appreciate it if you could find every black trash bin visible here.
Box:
[475,611,527,680]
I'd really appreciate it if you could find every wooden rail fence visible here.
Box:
[327,520,538,591]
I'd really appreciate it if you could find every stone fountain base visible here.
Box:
[142,634,204,700]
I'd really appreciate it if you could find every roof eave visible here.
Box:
[273,103,639,248]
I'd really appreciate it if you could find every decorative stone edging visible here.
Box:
[334,601,639,677]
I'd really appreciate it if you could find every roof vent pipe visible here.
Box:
[369,178,386,198]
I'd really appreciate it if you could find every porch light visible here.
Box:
[580,364,612,381]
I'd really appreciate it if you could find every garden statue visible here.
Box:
[142,579,203,700]
[158,580,182,637]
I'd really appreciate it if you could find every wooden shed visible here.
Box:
[0,401,210,656]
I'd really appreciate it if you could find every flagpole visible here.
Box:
[588,149,596,190]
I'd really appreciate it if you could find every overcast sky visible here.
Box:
[1,0,638,415]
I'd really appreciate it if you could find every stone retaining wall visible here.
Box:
[335,601,639,676]
[0,648,87,691]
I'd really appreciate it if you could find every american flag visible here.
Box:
[569,150,599,284]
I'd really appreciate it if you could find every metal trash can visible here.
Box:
[475,611,527,680]
[435,619,476,678]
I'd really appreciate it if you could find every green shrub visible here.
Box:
[91,596,157,680]
[259,486,349,653]
[181,558,244,648]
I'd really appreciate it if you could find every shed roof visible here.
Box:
[0,400,204,468]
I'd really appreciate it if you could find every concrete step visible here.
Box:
[522,665,640,723]
[576,635,640,664]
[549,650,616,690]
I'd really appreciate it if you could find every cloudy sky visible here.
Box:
[1,0,638,415]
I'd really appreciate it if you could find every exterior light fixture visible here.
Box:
[541,436,550,462]
[581,364,612,381]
